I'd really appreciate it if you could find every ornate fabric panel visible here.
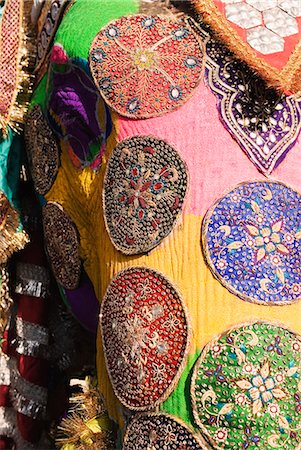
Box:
[202,34,301,175]
[35,0,68,72]
[191,321,301,450]
[100,267,191,410]
[103,136,188,255]
[15,262,50,299]
[123,413,205,449]
[192,0,301,93]
[0,0,33,133]
[89,14,204,118]
[42,202,81,289]
[202,180,301,305]
[25,105,60,195]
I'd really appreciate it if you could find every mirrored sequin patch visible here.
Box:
[43,202,81,289]
[191,321,301,450]
[199,27,301,175]
[25,105,60,195]
[103,136,188,255]
[100,267,191,410]
[123,413,205,449]
[89,15,203,118]
[202,180,301,305]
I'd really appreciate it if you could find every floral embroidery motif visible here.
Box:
[192,21,301,175]
[103,136,188,255]
[100,267,190,410]
[25,105,60,195]
[123,413,204,449]
[191,322,301,449]
[202,180,301,305]
[89,15,203,118]
[42,202,81,290]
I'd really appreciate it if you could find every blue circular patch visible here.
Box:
[202,181,301,305]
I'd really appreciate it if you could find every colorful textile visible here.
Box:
[0,231,50,450]
[200,27,301,175]
[0,0,33,133]
[203,180,301,305]
[89,14,204,118]
[123,413,205,449]
[42,202,81,289]
[62,270,99,334]
[103,136,188,254]
[191,321,301,450]
[28,0,301,446]
[193,0,301,93]
[100,267,190,410]
[49,63,112,169]
[25,105,60,195]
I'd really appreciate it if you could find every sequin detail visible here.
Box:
[15,262,50,298]
[43,202,81,290]
[35,0,68,71]
[123,413,205,449]
[199,24,301,175]
[89,14,203,118]
[202,180,301,305]
[100,267,190,410]
[25,105,60,195]
[191,321,301,450]
[103,136,188,255]
[222,1,301,55]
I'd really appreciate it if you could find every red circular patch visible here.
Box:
[89,14,203,118]
[100,267,191,410]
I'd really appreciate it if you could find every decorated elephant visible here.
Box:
[22,0,301,448]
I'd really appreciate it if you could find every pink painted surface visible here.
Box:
[117,80,301,217]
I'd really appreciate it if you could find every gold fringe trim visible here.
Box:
[0,265,12,339]
[140,0,184,18]
[56,377,115,450]
[192,0,301,95]
[0,0,36,136]
[0,194,29,265]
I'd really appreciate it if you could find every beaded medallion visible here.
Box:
[89,14,203,118]
[123,413,205,449]
[203,180,301,305]
[25,105,60,195]
[103,136,188,255]
[191,321,301,450]
[100,267,190,410]
[42,202,81,289]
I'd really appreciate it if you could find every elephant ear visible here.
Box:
[193,0,301,94]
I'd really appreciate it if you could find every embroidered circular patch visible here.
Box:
[43,202,81,289]
[123,413,205,449]
[103,136,188,255]
[100,267,190,410]
[25,105,60,195]
[89,15,203,118]
[191,321,301,450]
[202,180,301,305]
